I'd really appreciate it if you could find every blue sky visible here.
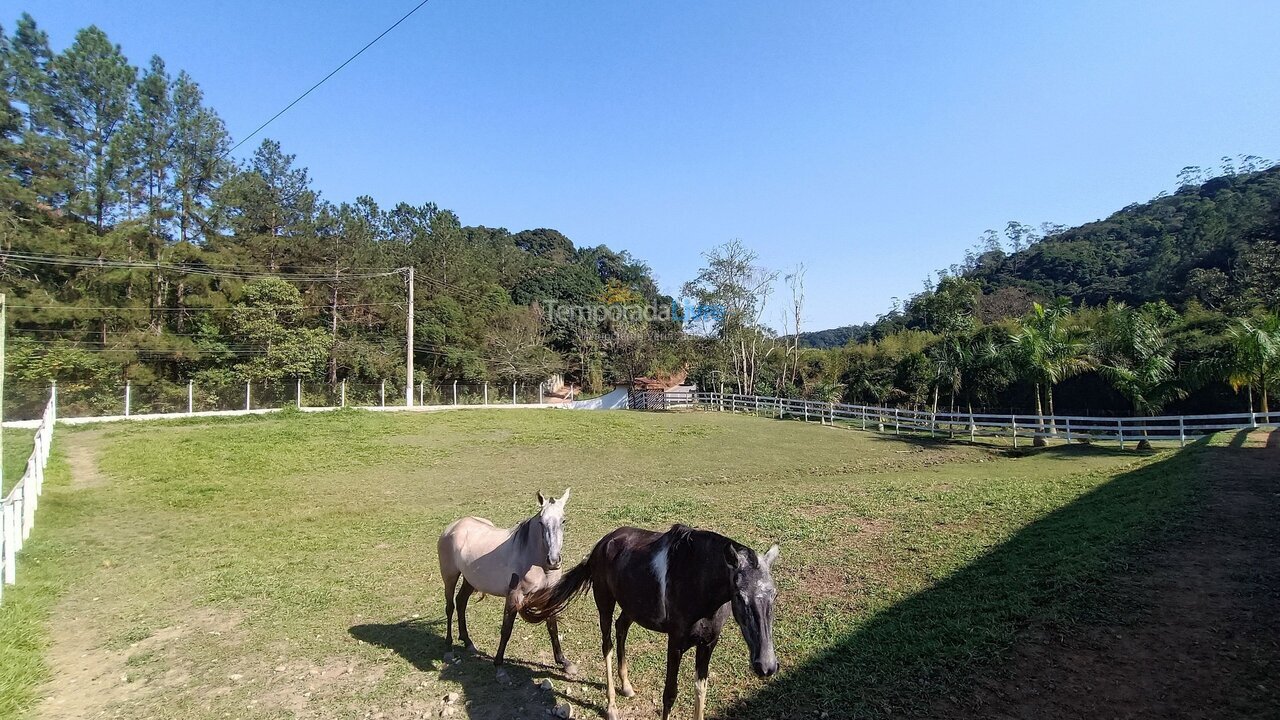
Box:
[21,1,1280,331]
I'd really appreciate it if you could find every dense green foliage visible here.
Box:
[773,162,1280,417]
[0,14,684,417]
[2,13,1277,420]
[965,164,1280,310]
[794,323,873,349]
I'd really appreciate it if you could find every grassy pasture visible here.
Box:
[0,408,1205,719]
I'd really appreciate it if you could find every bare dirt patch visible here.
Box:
[932,431,1280,719]
[38,606,243,719]
[62,430,109,489]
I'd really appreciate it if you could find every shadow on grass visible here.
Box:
[717,442,1209,719]
[858,428,1136,459]
[349,618,604,719]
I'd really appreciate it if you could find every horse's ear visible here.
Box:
[561,487,571,504]
[724,544,741,568]
[762,544,780,568]
[536,491,546,507]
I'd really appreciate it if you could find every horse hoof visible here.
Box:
[562,662,579,677]
[495,667,511,684]
[465,643,479,655]
[620,685,635,698]
[443,651,455,664]
[605,709,619,720]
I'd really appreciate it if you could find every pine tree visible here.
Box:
[53,26,136,231]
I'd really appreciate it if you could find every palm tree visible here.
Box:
[1222,314,1280,415]
[1097,303,1186,450]
[808,381,845,425]
[1011,300,1094,445]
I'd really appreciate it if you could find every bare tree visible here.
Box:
[682,240,777,393]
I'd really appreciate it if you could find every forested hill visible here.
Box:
[964,164,1280,310]
[801,162,1280,346]
[794,324,872,350]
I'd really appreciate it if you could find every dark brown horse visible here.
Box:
[525,524,779,720]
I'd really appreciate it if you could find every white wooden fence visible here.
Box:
[1,387,56,602]
[686,392,1276,449]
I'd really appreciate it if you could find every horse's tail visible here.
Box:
[520,558,593,623]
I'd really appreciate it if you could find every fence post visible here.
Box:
[419,381,425,407]
[1250,411,1258,429]
[22,472,33,540]
[3,501,15,584]
[969,412,976,443]
[341,380,346,408]
[513,382,517,405]
[894,408,900,434]
[1117,419,1125,450]
[1011,415,1018,449]
[1064,418,1072,444]
[188,380,194,414]
[245,382,251,411]
[296,378,302,409]
[1178,416,1186,448]
[539,383,544,405]
[484,382,489,405]
[125,380,132,417]
[453,381,458,405]
[380,381,386,407]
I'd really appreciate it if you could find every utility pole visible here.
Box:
[405,266,414,407]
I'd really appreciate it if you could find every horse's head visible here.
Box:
[534,488,571,570]
[725,543,780,677]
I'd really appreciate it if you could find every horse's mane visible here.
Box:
[513,513,539,551]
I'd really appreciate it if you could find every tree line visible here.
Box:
[691,164,1280,434]
[2,13,1276,425]
[0,14,691,417]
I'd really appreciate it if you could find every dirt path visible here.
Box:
[939,431,1280,719]
[38,429,126,720]
[61,429,109,489]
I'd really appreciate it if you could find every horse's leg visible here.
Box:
[456,579,478,654]
[615,614,636,697]
[545,616,578,675]
[494,574,522,667]
[660,635,687,720]
[693,641,717,720]
[442,570,459,647]
[594,585,619,720]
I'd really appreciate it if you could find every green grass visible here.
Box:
[2,428,36,496]
[0,409,1210,719]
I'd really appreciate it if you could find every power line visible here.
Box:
[8,301,402,312]
[0,251,404,282]
[226,0,432,156]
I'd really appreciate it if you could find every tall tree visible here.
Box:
[220,138,317,267]
[1011,299,1093,444]
[54,26,136,231]
[1218,314,1280,414]
[683,239,777,393]
[170,71,229,244]
[122,55,174,232]
[6,14,72,208]
[1097,302,1186,449]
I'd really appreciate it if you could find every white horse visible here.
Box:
[437,488,576,673]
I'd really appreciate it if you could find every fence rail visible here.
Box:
[1,387,56,602]
[691,393,1276,448]
[3,380,553,425]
